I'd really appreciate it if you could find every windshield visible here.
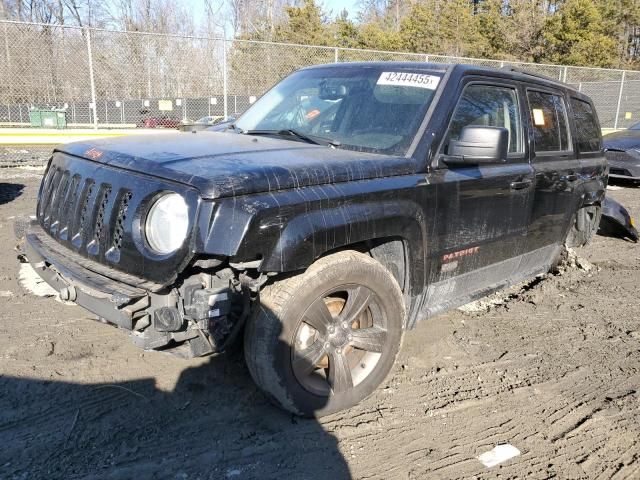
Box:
[234,66,443,155]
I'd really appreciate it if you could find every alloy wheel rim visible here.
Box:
[291,284,387,396]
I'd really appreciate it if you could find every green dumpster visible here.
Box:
[28,110,42,127]
[28,109,67,128]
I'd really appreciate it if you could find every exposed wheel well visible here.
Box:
[319,237,409,296]
[260,237,412,327]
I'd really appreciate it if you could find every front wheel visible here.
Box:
[244,250,405,417]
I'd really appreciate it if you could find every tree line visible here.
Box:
[1,0,639,69]
[262,0,640,69]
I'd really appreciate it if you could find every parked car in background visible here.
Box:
[179,116,225,131]
[138,115,182,129]
[603,122,640,184]
[18,63,607,417]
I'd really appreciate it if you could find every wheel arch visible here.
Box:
[258,202,427,307]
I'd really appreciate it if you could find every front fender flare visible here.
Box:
[261,199,426,277]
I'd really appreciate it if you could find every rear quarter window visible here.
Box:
[570,98,602,153]
[527,90,571,153]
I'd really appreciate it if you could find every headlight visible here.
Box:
[145,193,189,254]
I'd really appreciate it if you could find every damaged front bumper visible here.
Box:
[25,222,151,329]
[20,221,231,357]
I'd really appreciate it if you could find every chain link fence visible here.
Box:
[0,20,637,130]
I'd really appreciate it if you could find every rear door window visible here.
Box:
[527,90,571,153]
[570,98,602,153]
[446,84,524,155]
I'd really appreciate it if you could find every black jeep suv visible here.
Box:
[22,63,607,416]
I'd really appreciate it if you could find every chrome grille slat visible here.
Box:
[106,191,132,264]
[59,174,81,240]
[86,185,112,256]
[49,170,71,235]
[72,180,95,249]
[39,167,61,223]
[38,165,58,219]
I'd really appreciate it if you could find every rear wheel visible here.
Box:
[565,205,602,248]
[244,250,405,417]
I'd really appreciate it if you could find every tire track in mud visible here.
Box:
[323,258,640,479]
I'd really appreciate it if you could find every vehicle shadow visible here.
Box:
[0,314,351,479]
[0,182,25,205]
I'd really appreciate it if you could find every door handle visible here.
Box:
[510,180,532,190]
[563,173,579,182]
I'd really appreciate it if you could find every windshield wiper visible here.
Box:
[243,129,340,147]
[280,129,341,147]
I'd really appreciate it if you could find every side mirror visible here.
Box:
[443,126,509,166]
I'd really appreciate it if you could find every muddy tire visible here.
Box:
[244,250,405,417]
[565,205,602,248]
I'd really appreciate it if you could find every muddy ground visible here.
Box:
[0,151,638,479]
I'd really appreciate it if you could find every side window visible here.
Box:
[570,98,602,152]
[446,84,523,155]
[527,90,571,153]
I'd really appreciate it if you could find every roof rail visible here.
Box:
[501,66,559,83]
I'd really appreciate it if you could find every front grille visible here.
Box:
[39,165,129,260]
[35,152,197,285]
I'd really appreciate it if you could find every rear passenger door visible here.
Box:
[525,88,582,254]
[425,79,534,310]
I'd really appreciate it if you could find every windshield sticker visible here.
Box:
[305,109,321,120]
[377,72,440,90]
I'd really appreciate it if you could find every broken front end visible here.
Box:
[18,153,261,358]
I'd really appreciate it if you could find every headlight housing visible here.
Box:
[145,193,189,254]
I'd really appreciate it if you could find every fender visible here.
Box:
[198,176,431,303]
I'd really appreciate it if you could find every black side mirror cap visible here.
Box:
[443,126,509,166]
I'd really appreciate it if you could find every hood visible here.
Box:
[603,129,640,151]
[58,131,418,199]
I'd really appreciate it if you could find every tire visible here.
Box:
[565,205,602,248]
[244,250,405,417]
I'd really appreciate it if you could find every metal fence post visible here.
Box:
[222,38,228,120]
[614,71,626,130]
[334,47,339,63]
[146,38,152,99]
[562,66,568,83]
[85,28,98,129]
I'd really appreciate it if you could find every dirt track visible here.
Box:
[0,154,639,479]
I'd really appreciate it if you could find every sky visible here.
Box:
[322,0,360,17]
[186,0,362,35]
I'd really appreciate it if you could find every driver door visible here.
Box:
[423,79,535,313]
